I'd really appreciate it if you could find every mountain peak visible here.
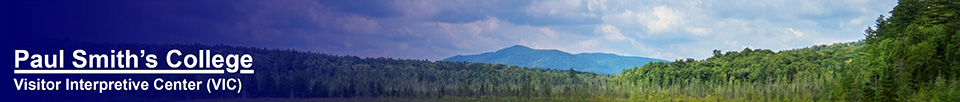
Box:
[505,45,531,49]
[497,45,533,52]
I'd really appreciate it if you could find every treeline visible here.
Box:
[611,41,861,101]
[249,49,611,99]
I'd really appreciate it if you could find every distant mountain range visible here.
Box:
[443,45,668,74]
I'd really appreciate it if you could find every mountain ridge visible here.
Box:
[443,45,668,74]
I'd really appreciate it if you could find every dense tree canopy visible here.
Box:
[846,0,960,101]
[612,41,862,101]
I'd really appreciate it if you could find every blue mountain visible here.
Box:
[443,45,668,74]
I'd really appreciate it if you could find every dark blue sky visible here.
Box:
[2,0,897,60]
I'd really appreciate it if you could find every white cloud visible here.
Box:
[845,15,869,27]
[724,41,741,48]
[432,17,502,49]
[579,39,599,47]
[526,0,598,19]
[340,16,382,34]
[585,0,607,11]
[527,0,581,15]
[787,28,805,37]
[538,27,559,39]
[685,27,710,36]
[639,6,685,34]
[598,24,627,40]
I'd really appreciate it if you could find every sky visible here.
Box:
[3,0,898,61]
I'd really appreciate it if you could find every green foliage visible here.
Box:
[612,41,861,101]
[849,0,960,101]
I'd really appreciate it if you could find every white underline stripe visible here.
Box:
[13,69,255,74]
[240,70,254,74]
